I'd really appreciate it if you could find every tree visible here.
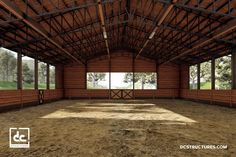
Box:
[39,63,47,84]
[123,73,156,89]
[22,63,34,84]
[87,73,106,88]
[50,67,55,84]
[215,56,231,89]
[123,73,135,83]
[189,65,197,89]
[200,62,211,82]
[199,61,211,89]
[0,49,17,82]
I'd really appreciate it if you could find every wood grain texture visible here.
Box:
[0,89,63,107]
[64,51,180,98]
[158,63,179,89]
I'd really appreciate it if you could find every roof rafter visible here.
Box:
[0,0,85,64]
[97,0,110,59]
[161,18,236,64]
[135,0,178,59]
[156,0,236,19]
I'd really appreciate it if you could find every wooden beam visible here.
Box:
[17,52,22,89]
[85,62,87,89]
[132,53,135,98]
[121,0,131,44]
[46,64,50,90]
[109,59,111,99]
[34,58,38,90]
[162,19,236,64]
[97,0,110,59]
[197,63,200,90]
[0,0,84,64]
[232,49,236,89]
[156,0,236,19]
[211,57,215,90]
[135,0,178,59]
[156,60,159,89]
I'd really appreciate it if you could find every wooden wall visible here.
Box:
[56,65,64,89]
[64,50,180,98]
[0,90,63,109]
[180,64,236,107]
[0,65,64,111]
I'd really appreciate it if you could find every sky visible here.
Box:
[93,72,131,89]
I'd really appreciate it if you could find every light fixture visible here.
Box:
[149,27,158,39]
[103,31,107,39]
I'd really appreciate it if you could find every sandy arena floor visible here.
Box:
[0,99,235,157]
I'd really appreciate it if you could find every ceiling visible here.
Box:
[0,0,236,65]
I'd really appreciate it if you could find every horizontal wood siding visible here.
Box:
[64,65,85,89]
[64,51,180,98]
[180,64,189,89]
[0,90,63,107]
[180,64,235,107]
[56,65,63,89]
[232,90,236,105]
[111,55,133,72]
[134,89,178,98]
[0,90,21,106]
[181,89,236,107]
[65,89,179,99]
[87,51,156,72]
[134,90,155,98]
[88,59,109,72]
[158,63,179,89]
[156,89,179,98]
[65,89,109,98]
[22,90,38,103]
[135,57,156,72]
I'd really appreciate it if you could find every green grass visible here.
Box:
[50,84,55,89]
[23,82,34,89]
[0,81,55,90]
[0,81,17,89]
[200,82,211,89]
[38,83,47,89]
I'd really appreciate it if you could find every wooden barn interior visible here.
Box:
[0,0,236,156]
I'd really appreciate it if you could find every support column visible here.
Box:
[109,58,111,99]
[34,59,38,90]
[55,66,58,89]
[178,64,182,98]
[17,52,22,89]
[85,62,87,89]
[232,50,236,89]
[211,57,215,90]
[197,63,200,90]
[156,60,159,89]
[46,63,50,89]
[132,54,135,99]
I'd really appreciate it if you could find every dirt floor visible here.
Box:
[0,99,235,157]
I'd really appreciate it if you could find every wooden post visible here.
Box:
[47,63,50,89]
[109,58,111,99]
[178,64,182,98]
[211,57,215,90]
[156,60,159,99]
[132,53,135,99]
[17,52,22,90]
[85,62,87,89]
[232,49,236,89]
[156,60,159,89]
[35,59,38,90]
[55,65,58,89]
[197,63,200,90]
